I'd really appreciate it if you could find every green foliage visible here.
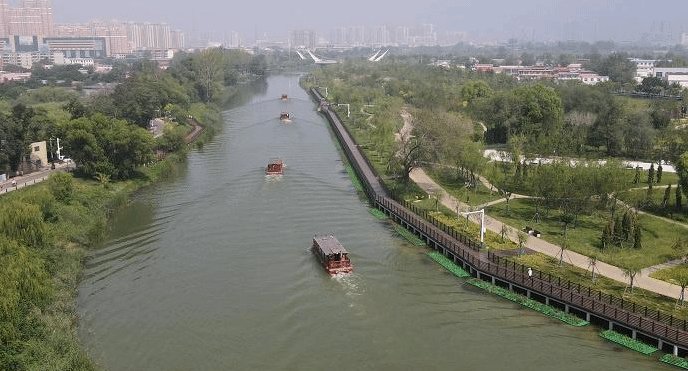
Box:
[0,200,51,250]
[677,152,688,201]
[0,238,51,345]
[48,171,74,203]
[57,113,154,180]
[460,79,493,104]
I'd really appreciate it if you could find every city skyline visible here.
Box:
[42,0,685,46]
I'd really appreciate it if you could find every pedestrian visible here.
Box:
[11,179,16,187]
[527,267,533,280]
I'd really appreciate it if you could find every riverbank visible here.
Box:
[0,104,221,370]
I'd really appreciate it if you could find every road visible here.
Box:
[0,162,74,195]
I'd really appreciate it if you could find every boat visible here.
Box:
[311,235,353,275]
[280,112,292,122]
[266,158,284,175]
[281,94,288,101]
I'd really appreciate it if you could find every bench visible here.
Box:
[524,226,541,237]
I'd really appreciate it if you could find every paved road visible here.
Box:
[1,162,74,195]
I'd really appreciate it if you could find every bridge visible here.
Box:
[309,87,688,357]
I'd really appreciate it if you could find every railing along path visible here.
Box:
[310,88,688,350]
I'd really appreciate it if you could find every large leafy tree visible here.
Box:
[57,114,154,179]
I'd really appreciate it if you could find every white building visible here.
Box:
[629,58,656,82]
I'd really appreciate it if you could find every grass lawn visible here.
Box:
[617,186,688,224]
[485,198,688,268]
[425,166,504,208]
[510,253,688,319]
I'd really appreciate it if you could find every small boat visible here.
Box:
[311,235,353,275]
[266,158,284,175]
[281,94,288,101]
[280,112,292,122]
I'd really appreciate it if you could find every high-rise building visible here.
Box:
[126,22,181,51]
[291,29,316,49]
[0,0,9,37]
[55,21,128,55]
[682,33,688,46]
[5,0,52,37]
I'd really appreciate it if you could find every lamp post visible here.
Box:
[319,87,328,97]
[337,103,350,117]
[459,208,485,246]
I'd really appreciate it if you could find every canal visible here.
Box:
[78,74,666,370]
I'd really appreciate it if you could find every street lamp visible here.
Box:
[459,208,486,246]
[319,87,328,97]
[337,103,350,117]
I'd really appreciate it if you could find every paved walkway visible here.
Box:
[396,111,685,300]
[409,167,685,300]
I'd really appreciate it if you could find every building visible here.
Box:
[29,140,47,168]
[55,21,128,55]
[42,36,106,59]
[629,58,657,82]
[291,29,317,49]
[0,0,52,37]
[655,67,688,88]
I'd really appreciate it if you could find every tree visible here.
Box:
[588,254,598,283]
[57,114,154,180]
[194,48,225,103]
[517,230,528,255]
[678,184,684,211]
[460,80,493,104]
[432,188,443,211]
[657,163,663,183]
[676,152,688,204]
[647,163,655,189]
[601,220,613,250]
[672,266,688,307]
[621,210,632,241]
[633,224,642,249]
[622,263,642,294]
[387,130,427,183]
[47,171,74,203]
[663,184,672,208]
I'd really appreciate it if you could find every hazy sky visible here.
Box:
[46,0,686,44]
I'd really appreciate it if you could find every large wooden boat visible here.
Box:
[281,94,288,101]
[280,112,292,122]
[311,235,353,275]
[266,158,284,175]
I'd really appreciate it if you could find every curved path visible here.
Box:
[397,110,685,300]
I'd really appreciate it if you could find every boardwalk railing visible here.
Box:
[310,87,688,350]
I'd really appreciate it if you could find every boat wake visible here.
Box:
[333,272,364,298]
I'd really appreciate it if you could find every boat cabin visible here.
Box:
[266,158,284,175]
[281,94,288,100]
[280,112,292,121]
[311,235,353,275]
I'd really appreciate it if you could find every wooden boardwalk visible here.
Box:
[310,87,688,356]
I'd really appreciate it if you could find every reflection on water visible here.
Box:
[78,75,666,371]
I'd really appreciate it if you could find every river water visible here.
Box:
[78,74,666,371]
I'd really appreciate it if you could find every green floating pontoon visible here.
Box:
[369,208,387,219]
[426,251,471,278]
[467,279,590,327]
[394,226,425,246]
[599,330,658,355]
[344,164,364,192]
[660,354,688,369]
